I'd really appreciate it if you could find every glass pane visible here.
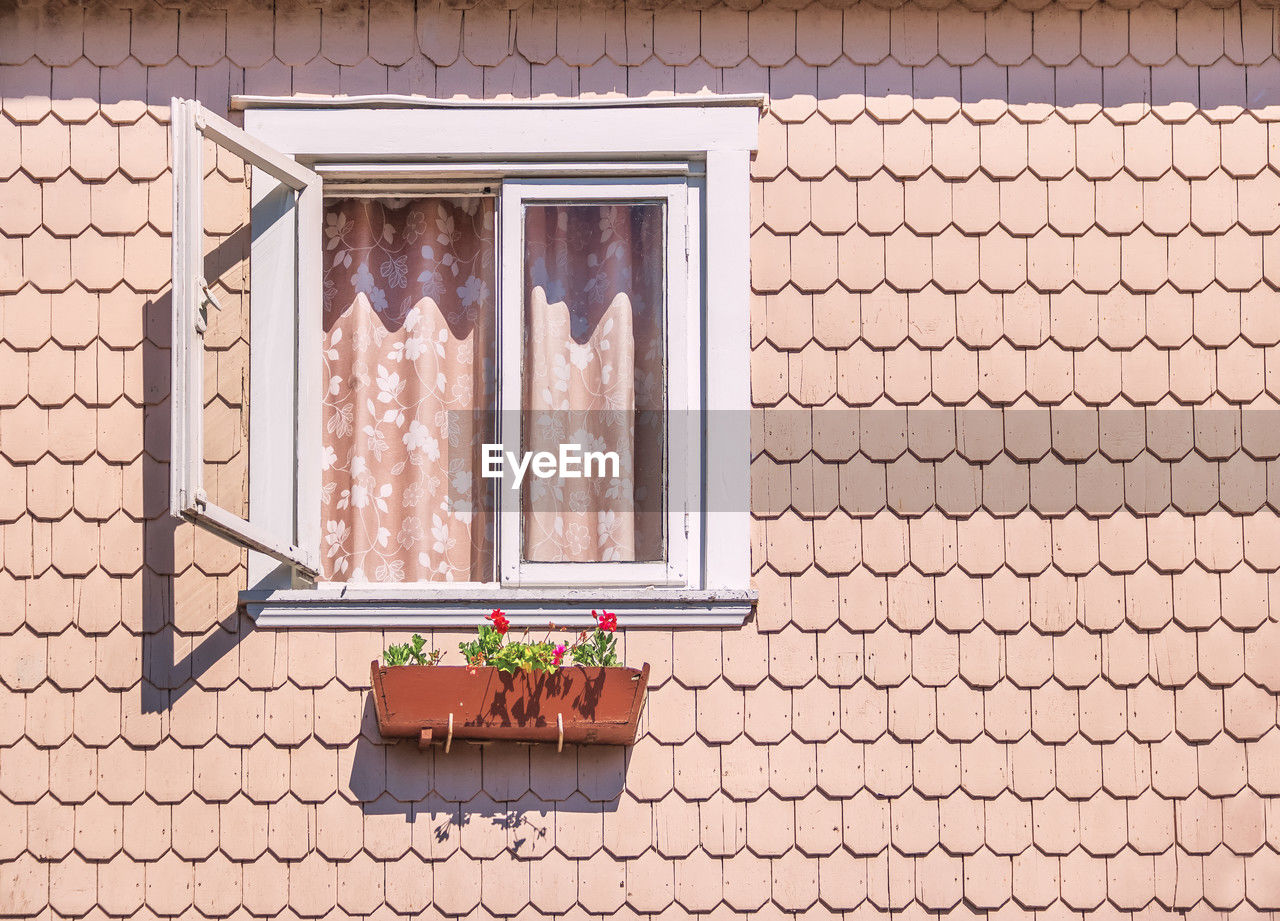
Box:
[320,197,497,582]
[521,201,666,563]
[200,142,254,524]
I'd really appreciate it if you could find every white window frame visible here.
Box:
[176,95,759,628]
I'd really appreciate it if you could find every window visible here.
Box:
[170,95,758,627]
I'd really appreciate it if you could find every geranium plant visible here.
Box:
[569,610,620,667]
[382,633,444,666]
[382,609,621,673]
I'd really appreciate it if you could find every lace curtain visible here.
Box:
[522,203,665,563]
[320,196,663,582]
[321,197,496,582]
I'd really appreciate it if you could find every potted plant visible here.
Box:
[370,610,650,750]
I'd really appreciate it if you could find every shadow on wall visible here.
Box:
[139,223,256,713]
[23,29,1272,124]
[138,285,178,716]
[344,692,627,854]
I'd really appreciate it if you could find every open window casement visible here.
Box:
[169,97,323,580]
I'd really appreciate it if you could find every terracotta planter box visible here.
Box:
[370,661,650,748]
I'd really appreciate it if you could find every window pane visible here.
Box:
[321,197,497,582]
[201,143,254,521]
[522,202,666,563]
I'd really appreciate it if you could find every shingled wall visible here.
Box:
[2,0,1280,916]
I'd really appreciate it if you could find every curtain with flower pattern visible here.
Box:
[321,197,496,582]
[522,203,665,563]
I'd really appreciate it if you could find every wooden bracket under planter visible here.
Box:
[370,661,650,750]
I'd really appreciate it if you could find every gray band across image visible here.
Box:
[450,407,1278,518]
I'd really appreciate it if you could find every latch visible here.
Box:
[195,278,222,334]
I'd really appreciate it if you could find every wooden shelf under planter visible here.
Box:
[370,661,651,749]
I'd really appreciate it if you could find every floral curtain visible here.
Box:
[321,197,496,582]
[522,203,665,563]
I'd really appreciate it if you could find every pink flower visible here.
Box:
[552,643,566,667]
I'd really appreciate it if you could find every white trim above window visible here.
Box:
[231,93,766,110]
[236,94,762,159]
[170,94,759,627]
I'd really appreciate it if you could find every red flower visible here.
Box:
[593,609,618,633]
[486,608,510,635]
[552,643,567,667]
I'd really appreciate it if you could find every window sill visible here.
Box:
[241,586,756,628]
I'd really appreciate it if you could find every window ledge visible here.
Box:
[241,587,756,628]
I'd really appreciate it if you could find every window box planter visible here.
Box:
[370,661,651,749]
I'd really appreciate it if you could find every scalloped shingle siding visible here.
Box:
[3,0,1280,916]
